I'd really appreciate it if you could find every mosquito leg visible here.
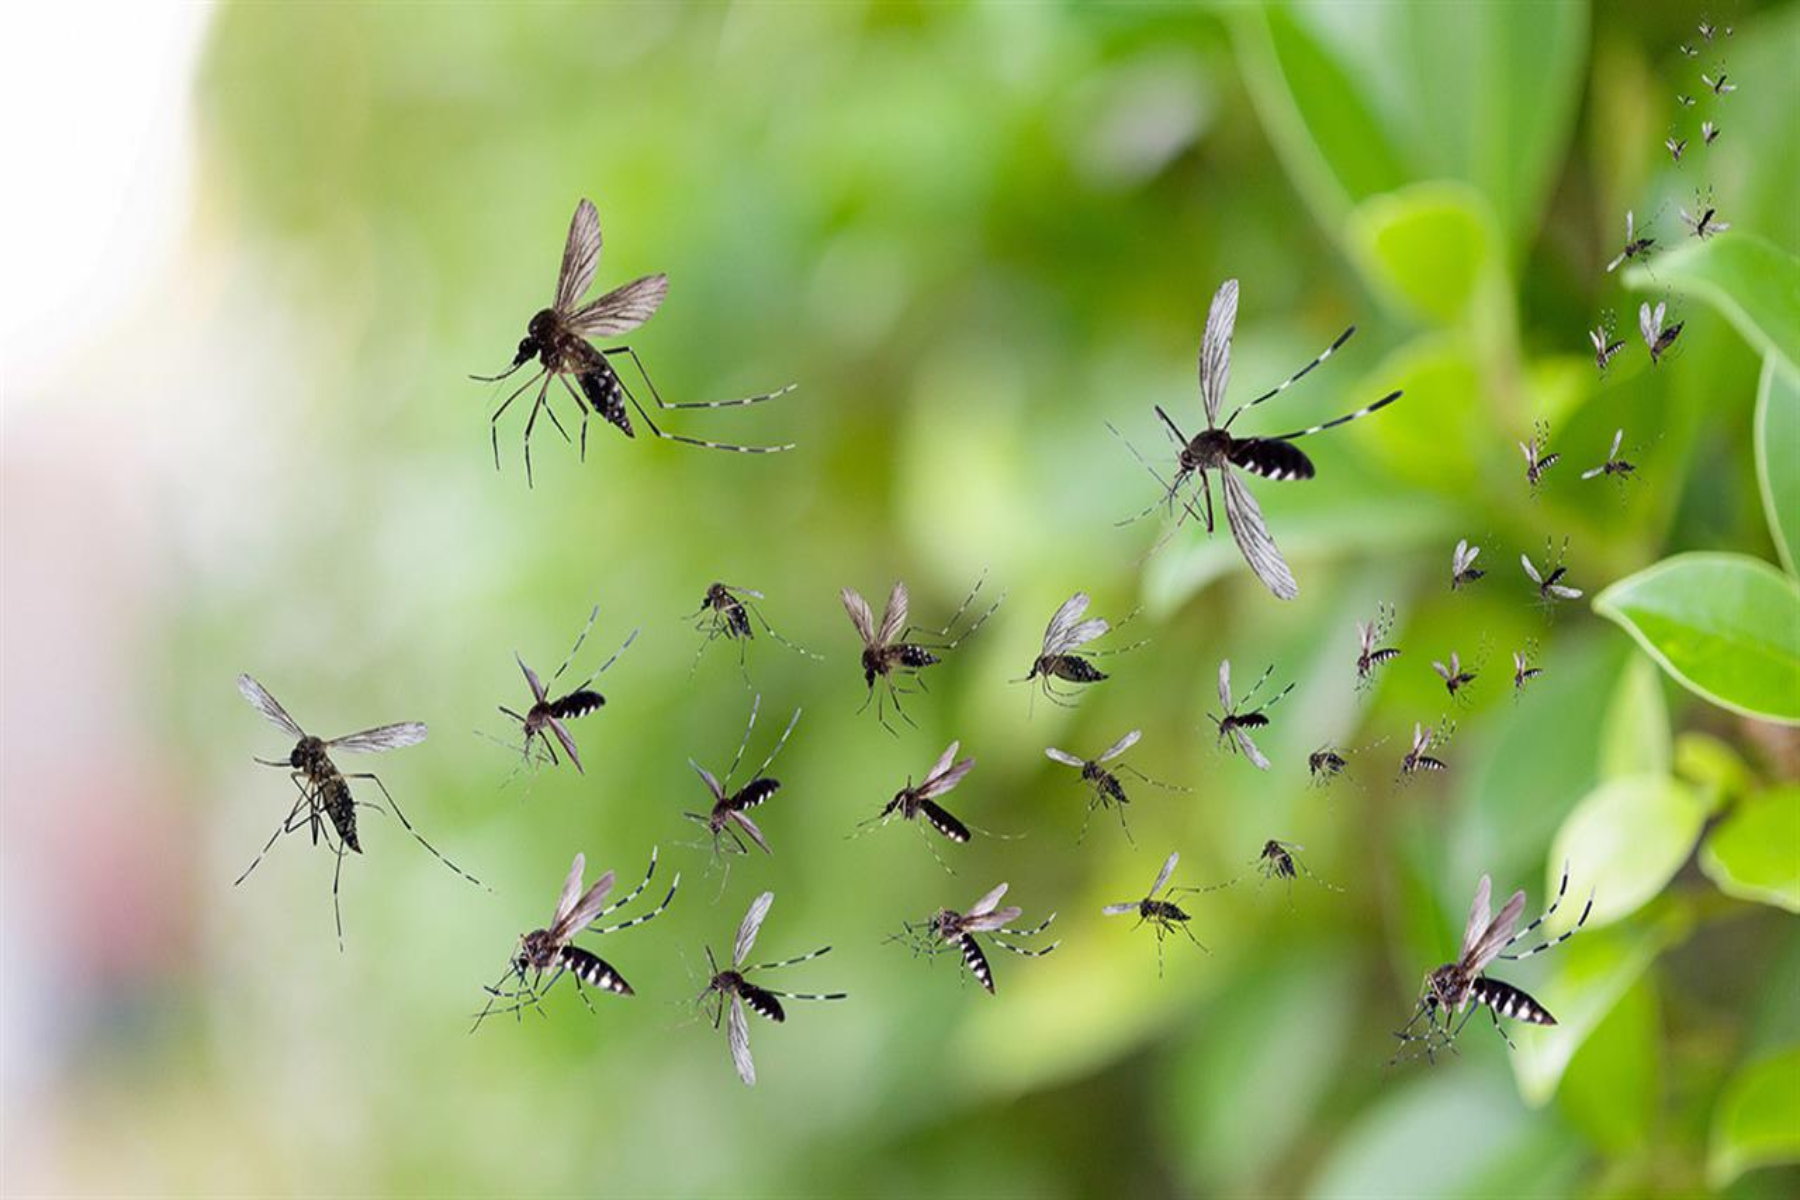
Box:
[748,604,823,661]
[591,873,681,935]
[489,368,546,471]
[595,847,660,919]
[330,838,347,952]
[235,790,312,886]
[344,774,485,889]
[610,355,794,453]
[555,375,592,463]
[520,375,552,488]
[747,946,834,973]
[606,345,796,410]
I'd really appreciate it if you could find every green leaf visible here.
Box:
[1623,233,1800,375]
[1555,978,1659,1153]
[1593,552,1800,725]
[1701,785,1800,913]
[1598,655,1670,782]
[1548,775,1708,929]
[1674,732,1758,809]
[1757,355,1800,576]
[1344,335,1484,493]
[1348,183,1497,324]
[1708,1045,1800,1189]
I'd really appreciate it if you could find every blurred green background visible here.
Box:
[3,2,1798,1197]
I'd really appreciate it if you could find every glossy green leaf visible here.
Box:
[1708,1045,1800,1189]
[1701,786,1800,913]
[1549,775,1707,930]
[1594,552,1800,725]
[1623,233,1800,375]
[1598,655,1670,782]
[1757,355,1800,576]
[1349,183,1497,324]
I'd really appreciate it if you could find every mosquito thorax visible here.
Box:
[1144,898,1188,922]
[526,309,559,342]
[711,969,744,994]
[1183,428,1232,471]
[931,910,961,940]
[292,735,331,773]
[518,929,558,972]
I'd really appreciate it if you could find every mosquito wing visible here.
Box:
[735,891,775,967]
[1199,279,1239,426]
[237,674,305,739]
[840,587,876,647]
[516,654,548,704]
[1101,901,1139,916]
[1625,210,1636,241]
[690,760,726,802]
[1221,466,1298,600]
[968,882,1010,918]
[553,198,603,314]
[328,722,428,754]
[545,715,584,773]
[728,993,756,1086]
[1639,302,1658,349]
[1459,874,1493,961]
[1465,888,1528,972]
[1150,850,1180,898]
[1549,583,1584,600]
[876,580,909,648]
[1233,726,1271,771]
[568,274,669,337]
[730,810,773,855]
[963,907,1023,933]
[552,853,588,930]
[1218,659,1234,711]
[918,752,975,799]
[1040,592,1090,654]
[553,867,618,941]
[1432,659,1452,681]
[1097,729,1142,763]
[1044,747,1085,768]
[1521,554,1543,585]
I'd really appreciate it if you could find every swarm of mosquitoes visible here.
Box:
[230,198,1628,1085]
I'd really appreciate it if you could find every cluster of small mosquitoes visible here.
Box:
[241,142,1728,1084]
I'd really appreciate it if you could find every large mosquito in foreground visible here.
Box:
[1113,279,1401,600]
[1391,865,1594,1065]
[500,605,638,774]
[1209,659,1293,770]
[473,198,794,484]
[1102,851,1208,975]
[841,576,1001,733]
[1355,603,1402,688]
[236,674,482,949]
[1017,592,1146,709]
[1522,538,1584,610]
[898,882,1059,994]
[471,849,678,1030]
[855,740,978,868]
[1044,729,1189,845]
[690,582,821,683]
[684,695,801,873]
[699,892,846,1088]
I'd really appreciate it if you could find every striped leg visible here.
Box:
[607,345,796,410]
[1222,325,1356,429]
[746,946,834,973]
[1261,389,1402,442]
[991,935,1061,957]
[1499,863,1594,960]
[594,847,660,920]
[592,874,681,935]
[607,346,795,453]
[763,989,848,1002]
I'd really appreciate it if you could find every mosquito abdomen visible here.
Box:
[560,945,633,996]
[320,776,361,853]
[1229,437,1315,482]
[1473,977,1554,1025]
[578,360,632,437]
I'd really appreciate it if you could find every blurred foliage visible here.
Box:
[30,2,1800,1197]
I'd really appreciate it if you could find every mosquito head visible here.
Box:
[290,735,330,773]
[526,309,558,344]
[860,648,884,687]
[515,929,555,975]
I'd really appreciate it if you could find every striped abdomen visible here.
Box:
[548,689,604,721]
[957,933,995,993]
[739,980,786,1023]
[560,945,634,996]
[1473,977,1554,1025]
[1040,655,1107,684]
[319,775,361,853]
[1229,437,1315,482]
[576,355,632,437]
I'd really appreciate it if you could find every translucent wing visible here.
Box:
[1582,464,1605,480]
[735,891,775,967]
[918,754,974,799]
[1044,747,1085,768]
[840,587,875,646]
[552,853,587,929]
[1466,888,1528,971]
[728,993,756,1086]
[1039,593,1091,654]
[924,741,962,786]
[968,882,1010,918]
[568,273,669,337]
[553,868,617,941]
[554,198,603,314]
[1218,659,1233,710]
[546,716,583,774]
[1521,554,1543,584]
[1639,302,1657,347]
[1432,660,1451,681]
[1199,279,1239,425]
[1625,210,1635,241]
[1549,583,1584,600]
[328,722,428,754]
[1357,620,1374,652]
[730,810,772,854]
[1459,875,1493,960]
[237,674,305,739]
[1222,466,1298,600]
[691,760,726,802]
[517,654,548,703]
[963,906,1023,933]
[1233,726,1270,771]
[1097,729,1142,762]
[1150,850,1179,898]
[876,580,910,647]
[1056,618,1111,655]
[1101,902,1139,916]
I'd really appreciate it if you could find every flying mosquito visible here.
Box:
[1606,211,1655,273]
[236,674,482,948]
[1665,134,1687,162]
[689,582,821,682]
[1432,650,1479,701]
[1045,730,1189,844]
[1702,69,1735,95]
[1308,735,1385,788]
[899,882,1059,994]
[1113,279,1401,600]
[1520,419,1560,493]
[1523,538,1584,609]
[698,892,846,1088]
[1681,194,1730,239]
[1640,300,1685,365]
[684,695,802,873]
[1698,18,1722,41]
[1679,42,1699,57]
[472,198,794,484]
[1512,645,1544,697]
[1589,316,1625,373]
[1390,865,1594,1065]
[1451,538,1486,591]
[1355,602,1402,687]
[500,605,637,774]
[857,740,978,866]
[1102,851,1208,975]
[1582,428,1637,485]
[1209,660,1293,771]
[841,575,1002,733]
[1202,840,1343,910]
[1399,721,1452,778]
[470,848,679,1030]
[1702,120,1720,146]
[1677,93,1696,107]
[1017,592,1146,708]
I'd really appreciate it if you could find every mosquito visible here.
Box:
[683,695,802,877]
[472,198,794,484]
[236,674,481,949]
[1017,592,1146,709]
[1451,538,1486,591]
[1512,645,1544,697]
[1677,93,1696,107]
[1681,195,1730,239]
[1702,120,1720,146]
[1355,603,1402,688]
[1044,730,1189,845]
[500,605,637,775]
[1665,134,1687,162]
[1308,738,1385,788]
[1680,42,1699,57]
[1102,852,1208,975]
[1589,316,1625,373]
[1209,660,1293,771]
[1520,419,1560,493]
[1606,211,1655,273]
[1582,428,1637,485]
[1390,865,1594,1065]
[855,740,978,866]
[1113,279,1401,600]
[841,575,1002,733]
[1432,650,1479,702]
[1640,300,1685,365]
[689,582,821,682]
[900,882,1059,994]
[1702,69,1735,95]
[1399,721,1451,778]
[1698,18,1719,41]
[470,848,679,1030]
[698,892,846,1088]
[1523,537,1584,609]
[1250,839,1341,898]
